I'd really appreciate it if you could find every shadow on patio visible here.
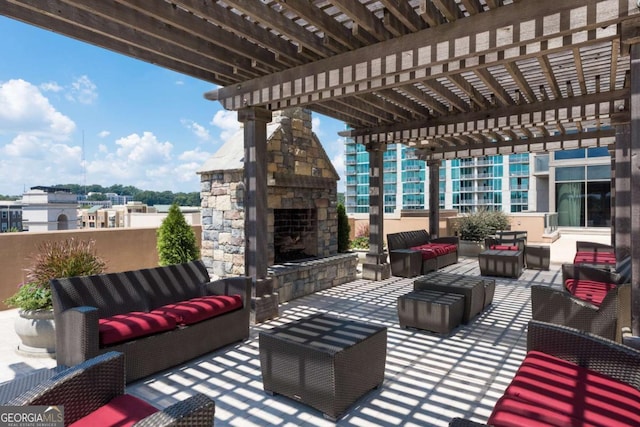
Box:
[113,258,564,427]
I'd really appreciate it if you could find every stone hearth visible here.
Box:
[198,108,357,323]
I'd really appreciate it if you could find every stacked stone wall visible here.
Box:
[200,170,245,279]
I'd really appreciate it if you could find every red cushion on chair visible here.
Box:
[564,279,616,307]
[409,245,438,260]
[500,351,640,427]
[574,251,616,265]
[490,244,519,251]
[488,395,589,427]
[153,294,243,325]
[98,312,176,346]
[69,394,158,427]
[429,243,457,255]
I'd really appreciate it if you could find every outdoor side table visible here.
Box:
[413,272,490,323]
[525,244,550,270]
[390,249,423,277]
[397,289,464,334]
[259,313,387,420]
[478,249,523,278]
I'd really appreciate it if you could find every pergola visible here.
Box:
[3,0,639,335]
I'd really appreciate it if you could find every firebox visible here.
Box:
[274,208,317,263]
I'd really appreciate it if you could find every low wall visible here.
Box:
[268,253,358,303]
[0,227,201,311]
[349,211,555,245]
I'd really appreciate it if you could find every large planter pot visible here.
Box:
[458,240,485,257]
[14,309,56,358]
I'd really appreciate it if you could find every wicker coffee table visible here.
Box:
[478,249,523,278]
[259,313,387,420]
[413,272,494,323]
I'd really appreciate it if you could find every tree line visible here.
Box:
[2,184,200,207]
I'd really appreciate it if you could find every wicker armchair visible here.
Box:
[484,230,527,252]
[531,264,630,341]
[449,320,640,427]
[3,352,215,426]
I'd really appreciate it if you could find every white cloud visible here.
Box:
[40,81,63,92]
[181,119,210,141]
[312,116,322,137]
[210,110,241,141]
[175,80,185,86]
[0,79,76,138]
[98,130,110,138]
[65,75,98,104]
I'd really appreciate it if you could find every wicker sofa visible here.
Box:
[531,263,630,341]
[2,351,215,426]
[51,260,251,382]
[387,230,459,277]
[449,320,640,427]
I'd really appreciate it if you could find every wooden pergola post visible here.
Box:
[238,107,278,323]
[630,43,640,336]
[363,141,390,280]
[427,159,441,238]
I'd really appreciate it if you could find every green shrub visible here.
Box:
[337,203,350,253]
[4,238,106,311]
[157,203,200,266]
[455,209,510,242]
[349,223,370,250]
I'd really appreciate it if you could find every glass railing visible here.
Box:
[544,212,558,234]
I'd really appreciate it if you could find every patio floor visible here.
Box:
[0,231,609,426]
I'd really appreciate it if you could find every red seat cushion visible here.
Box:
[69,394,158,427]
[409,245,438,260]
[152,294,243,325]
[574,251,616,265]
[410,243,456,259]
[98,312,176,346]
[489,395,591,427]
[490,244,519,251]
[499,351,640,427]
[564,279,616,307]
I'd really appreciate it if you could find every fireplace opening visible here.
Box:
[274,208,317,263]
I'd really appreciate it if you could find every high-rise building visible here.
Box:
[344,138,611,228]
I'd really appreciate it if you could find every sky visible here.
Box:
[0,16,348,197]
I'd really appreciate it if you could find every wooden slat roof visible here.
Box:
[3,0,639,157]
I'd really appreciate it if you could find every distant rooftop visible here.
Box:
[30,186,71,193]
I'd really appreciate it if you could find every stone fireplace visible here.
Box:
[198,108,358,322]
[273,208,317,263]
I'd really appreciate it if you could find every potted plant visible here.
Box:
[455,209,510,256]
[4,238,106,357]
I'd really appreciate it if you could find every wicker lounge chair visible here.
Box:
[531,263,631,341]
[573,240,618,269]
[449,320,640,427]
[2,351,215,426]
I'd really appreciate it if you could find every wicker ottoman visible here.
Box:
[259,313,387,420]
[413,272,490,323]
[525,244,550,270]
[478,249,523,278]
[397,290,464,334]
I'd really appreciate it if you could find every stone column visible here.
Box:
[427,159,441,238]
[363,141,391,280]
[238,107,278,323]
